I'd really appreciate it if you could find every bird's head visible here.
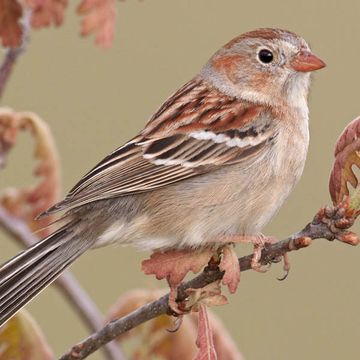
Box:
[201,28,326,108]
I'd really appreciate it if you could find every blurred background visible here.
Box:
[1,0,360,358]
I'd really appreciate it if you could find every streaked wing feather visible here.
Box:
[41,78,277,216]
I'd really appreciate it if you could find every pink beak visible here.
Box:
[290,50,326,72]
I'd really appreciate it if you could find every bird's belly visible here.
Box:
[127,145,306,251]
[97,126,308,251]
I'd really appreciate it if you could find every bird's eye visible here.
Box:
[258,49,274,64]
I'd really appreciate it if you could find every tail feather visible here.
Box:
[0,245,83,325]
[0,227,69,286]
[0,244,67,307]
[0,222,93,327]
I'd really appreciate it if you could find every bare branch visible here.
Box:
[59,202,359,360]
[0,9,31,100]
[0,205,126,360]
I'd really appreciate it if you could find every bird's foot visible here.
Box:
[218,234,290,277]
[250,234,276,273]
[254,234,290,279]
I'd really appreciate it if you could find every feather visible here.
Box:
[39,78,277,217]
[0,221,93,326]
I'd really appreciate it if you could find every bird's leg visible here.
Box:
[217,234,290,277]
[250,234,277,273]
[217,234,269,272]
[252,235,291,279]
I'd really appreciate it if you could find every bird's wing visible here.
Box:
[40,78,278,216]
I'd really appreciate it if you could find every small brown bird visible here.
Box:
[0,28,325,326]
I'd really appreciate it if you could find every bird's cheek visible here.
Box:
[249,71,273,92]
[211,55,244,84]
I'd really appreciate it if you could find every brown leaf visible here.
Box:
[219,245,240,293]
[77,0,116,48]
[186,281,228,311]
[142,249,213,287]
[190,311,245,360]
[142,249,214,311]
[0,0,23,47]
[25,0,67,29]
[194,304,217,360]
[329,116,360,205]
[0,310,54,360]
[0,108,61,236]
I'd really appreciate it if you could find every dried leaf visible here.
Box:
[219,246,240,293]
[0,310,53,360]
[190,311,245,360]
[142,249,213,287]
[194,304,217,360]
[77,0,116,48]
[0,108,61,236]
[25,0,68,29]
[142,249,214,311]
[329,116,360,205]
[0,0,23,47]
[186,281,228,311]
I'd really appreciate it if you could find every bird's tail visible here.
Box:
[0,220,93,327]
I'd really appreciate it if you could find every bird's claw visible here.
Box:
[167,315,184,332]
[277,253,290,281]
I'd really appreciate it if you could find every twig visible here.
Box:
[59,203,359,360]
[0,9,31,100]
[0,205,126,360]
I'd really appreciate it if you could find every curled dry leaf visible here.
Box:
[185,281,228,312]
[329,116,360,205]
[25,0,68,29]
[0,0,23,47]
[142,249,214,311]
[0,108,61,236]
[106,288,244,360]
[190,310,245,360]
[0,309,53,360]
[77,0,116,48]
[194,304,217,360]
[219,245,240,294]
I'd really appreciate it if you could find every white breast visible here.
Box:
[182,112,310,246]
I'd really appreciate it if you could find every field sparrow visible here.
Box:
[0,28,325,326]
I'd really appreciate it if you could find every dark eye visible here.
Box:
[258,49,274,64]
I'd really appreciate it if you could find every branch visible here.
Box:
[0,9,31,100]
[0,205,126,360]
[59,203,359,360]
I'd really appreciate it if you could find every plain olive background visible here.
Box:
[1,0,360,359]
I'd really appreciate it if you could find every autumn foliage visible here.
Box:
[0,0,116,48]
[0,108,61,237]
[329,116,360,205]
[0,0,23,47]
